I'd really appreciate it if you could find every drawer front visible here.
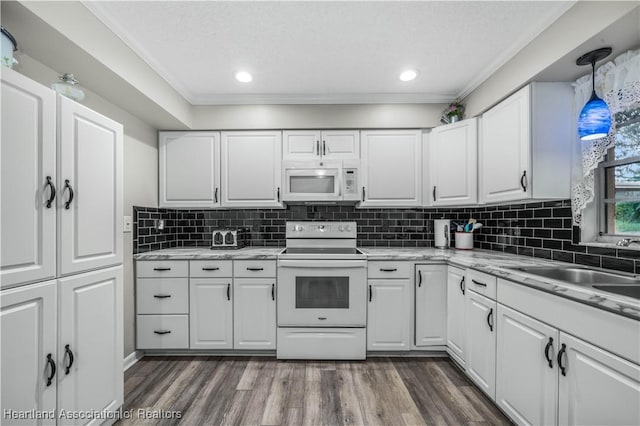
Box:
[137,261,188,278]
[277,327,365,360]
[367,262,411,279]
[234,260,276,278]
[466,269,497,300]
[137,315,189,349]
[136,278,189,314]
[190,260,233,278]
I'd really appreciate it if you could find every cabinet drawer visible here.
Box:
[190,260,233,278]
[367,262,411,279]
[137,315,189,349]
[466,269,497,300]
[136,278,189,314]
[234,260,276,277]
[136,261,188,278]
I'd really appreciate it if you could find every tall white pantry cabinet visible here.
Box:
[1,68,124,424]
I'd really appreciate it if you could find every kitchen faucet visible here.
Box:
[616,238,640,247]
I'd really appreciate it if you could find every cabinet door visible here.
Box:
[1,69,56,288]
[221,131,283,208]
[234,279,276,350]
[321,130,359,159]
[360,130,422,207]
[428,118,478,206]
[496,304,558,426]
[465,290,497,400]
[558,333,640,426]
[415,265,447,347]
[367,279,411,351]
[446,267,466,366]
[1,281,57,425]
[58,96,123,276]
[58,267,123,423]
[159,131,220,208]
[283,130,321,160]
[190,278,233,349]
[480,86,531,203]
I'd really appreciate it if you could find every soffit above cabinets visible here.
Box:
[83,1,574,105]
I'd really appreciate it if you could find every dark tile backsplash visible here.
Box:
[134,200,640,274]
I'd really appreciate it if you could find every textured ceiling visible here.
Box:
[85,1,574,105]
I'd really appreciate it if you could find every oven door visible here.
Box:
[277,259,366,327]
[282,163,341,201]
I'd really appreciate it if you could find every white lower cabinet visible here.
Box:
[233,279,276,350]
[446,266,466,367]
[1,281,57,425]
[367,279,411,351]
[465,290,496,399]
[189,278,233,349]
[414,265,446,347]
[496,304,558,426]
[558,332,640,426]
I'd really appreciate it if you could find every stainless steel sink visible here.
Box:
[592,285,640,300]
[507,266,640,285]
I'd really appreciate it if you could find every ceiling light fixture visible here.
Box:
[235,71,253,83]
[576,47,612,141]
[399,69,418,82]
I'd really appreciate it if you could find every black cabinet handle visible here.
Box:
[557,343,567,376]
[487,308,494,332]
[227,283,231,300]
[471,279,487,287]
[153,267,171,271]
[362,187,365,202]
[369,285,372,302]
[277,187,281,202]
[544,337,554,369]
[520,171,527,192]
[432,186,437,202]
[63,179,74,209]
[154,330,171,335]
[380,268,397,272]
[202,267,220,271]
[64,344,74,375]
[247,267,264,271]
[271,283,275,301]
[460,276,465,295]
[214,187,218,203]
[153,294,171,299]
[418,270,423,287]
[316,140,320,156]
[45,176,56,208]
[46,354,56,386]
[322,140,326,156]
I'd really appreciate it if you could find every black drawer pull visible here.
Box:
[460,276,465,295]
[520,171,528,192]
[154,330,171,335]
[271,283,275,301]
[247,267,264,271]
[46,354,56,386]
[227,283,231,300]
[153,294,171,299]
[45,176,56,208]
[487,308,494,332]
[418,270,423,287]
[380,268,397,272]
[63,179,74,209]
[153,267,171,271]
[202,267,220,271]
[557,343,567,376]
[471,279,487,287]
[544,337,554,369]
[64,344,74,375]
[369,285,372,302]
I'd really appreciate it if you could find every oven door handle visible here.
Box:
[277,260,367,269]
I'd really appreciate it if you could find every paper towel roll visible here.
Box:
[434,220,450,248]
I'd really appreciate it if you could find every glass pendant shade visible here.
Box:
[51,73,85,102]
[578,91,611,140]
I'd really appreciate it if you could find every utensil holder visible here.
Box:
[455,232,473,250]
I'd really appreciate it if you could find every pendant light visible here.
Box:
[576,47,612,141]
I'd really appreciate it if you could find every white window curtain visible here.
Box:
[571,49,640,228]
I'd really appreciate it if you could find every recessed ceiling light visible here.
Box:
[235,71,253,83]
[399,69,418,82]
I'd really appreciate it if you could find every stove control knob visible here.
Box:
[338,225,344,232]
[293,225,303,232]
[345,225,352,232]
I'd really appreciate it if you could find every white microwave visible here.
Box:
[282,160,360,202]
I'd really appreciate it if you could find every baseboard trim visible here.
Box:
[123,350,144,371]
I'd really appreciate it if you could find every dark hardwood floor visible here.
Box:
[118,356,510,426]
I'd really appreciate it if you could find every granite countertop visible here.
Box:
[134,246,640,320]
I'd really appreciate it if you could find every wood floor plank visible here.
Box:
[220,390,251,426]
[262,361,295,425]
[237,357,265,391]
[320,370,345,426]
[335,362,365,426]
[301,362,322,426]
[239,358,278,425]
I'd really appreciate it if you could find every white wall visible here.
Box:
[12,53,158,359]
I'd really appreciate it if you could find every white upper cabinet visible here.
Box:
[479,83,573,203]
[283,130,359,160]
[1,69,57,289]
[221,131,283,208]
[159,131,220,208]
[427,118,478,206]
[58,97,123,276]
[360,130,422,207]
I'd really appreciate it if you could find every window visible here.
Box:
[598,107,640,237]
